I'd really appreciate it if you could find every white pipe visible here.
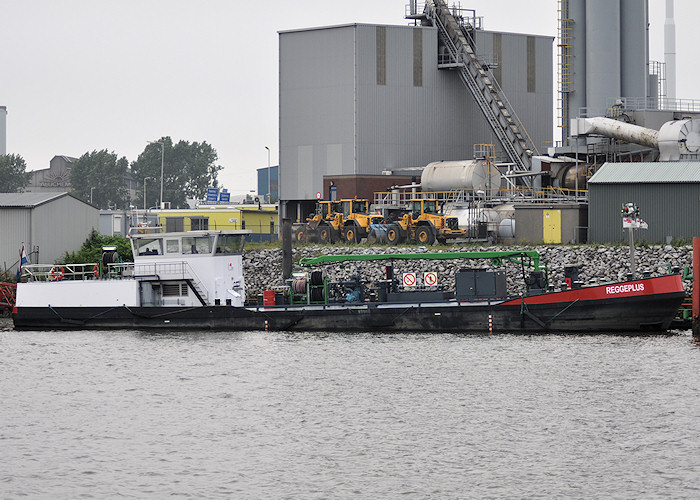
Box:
[571,117,659,149]
[664,0,676,100]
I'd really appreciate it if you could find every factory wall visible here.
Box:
[279,23,553,207]
[589,183,700,244]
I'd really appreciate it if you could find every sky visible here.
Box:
[2,0,698,196]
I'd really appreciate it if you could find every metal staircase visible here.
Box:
[418,0,534,185]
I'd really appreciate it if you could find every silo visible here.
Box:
[585,0,620,116]
[620,0,648,101]
[0,106,6,155]
[567,0,587,120]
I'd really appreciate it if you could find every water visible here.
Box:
[2,317,700,499]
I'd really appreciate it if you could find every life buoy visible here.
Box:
[51,266,65,280]
[93,264,100,278]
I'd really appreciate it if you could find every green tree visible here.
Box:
[131,137,222,208]
[70,150,130,209]
[0,154,32,192]
[59,229,133,264]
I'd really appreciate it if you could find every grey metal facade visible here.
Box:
[279,23,552,206]
[0,193,99,272]
[588,162,700,243]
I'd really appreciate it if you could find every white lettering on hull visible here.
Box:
[605,283,645,295]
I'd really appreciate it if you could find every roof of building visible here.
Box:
[588,162,700,184]
[0,192,74,208]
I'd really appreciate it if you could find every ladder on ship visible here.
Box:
[417,0,535,186]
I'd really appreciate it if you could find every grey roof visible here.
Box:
[0,192,70,208]
[588,162,700,184]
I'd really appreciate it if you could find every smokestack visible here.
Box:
[0,106,6,155]
[664,0,676,100]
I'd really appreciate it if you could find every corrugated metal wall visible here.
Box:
[279,23,553,201]
[33,196,99,264]
[589,183,700,243]
[0,208,31,272]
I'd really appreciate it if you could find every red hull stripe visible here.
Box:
[500,274,684,306]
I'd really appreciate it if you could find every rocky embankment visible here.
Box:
[243,244,692,298]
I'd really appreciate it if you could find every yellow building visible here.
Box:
[157,205,278,242]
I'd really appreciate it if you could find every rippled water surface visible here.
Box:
[1,318,700,498]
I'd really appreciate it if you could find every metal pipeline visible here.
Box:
[571,116,659,149]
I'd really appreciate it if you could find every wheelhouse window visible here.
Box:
[135,238,163,256]
[215,234,245,254]
[165,239,180,254]
[182,236,214,255]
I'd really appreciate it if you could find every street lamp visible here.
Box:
[149,140,165,209]
[265,146,270,203]
[144,176,155,213]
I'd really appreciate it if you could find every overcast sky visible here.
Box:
[1,0,697,195]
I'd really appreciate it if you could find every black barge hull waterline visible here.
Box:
[13,277,685,333]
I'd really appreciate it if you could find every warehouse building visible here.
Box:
[0,192,98,272]
[588,162,700,244]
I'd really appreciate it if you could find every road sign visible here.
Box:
[206,187,219,203]
[424,271,438,286]
[219,190,230,202]
[316,192,322,200]
[402,272,416,287]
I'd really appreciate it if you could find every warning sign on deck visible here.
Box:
[423,272,438,286]
[402,272,416,287]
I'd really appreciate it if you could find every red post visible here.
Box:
[693,237,700,338]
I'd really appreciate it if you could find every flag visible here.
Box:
[19,243,29,269]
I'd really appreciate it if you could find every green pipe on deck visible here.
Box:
[299,251,541,271]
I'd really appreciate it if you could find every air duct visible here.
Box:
[571,116,700,161]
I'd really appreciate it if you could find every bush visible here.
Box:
[59,229,133,264]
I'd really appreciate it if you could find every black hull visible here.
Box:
[13,291,685,334]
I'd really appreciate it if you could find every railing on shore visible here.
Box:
[0,282,16,310]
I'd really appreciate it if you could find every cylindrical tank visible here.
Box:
[620,0,648,101]
[586,0,621,116]
[559,164,589,190]
[498,219,515,239]
[421,160,501,194]
[568,0,587,122]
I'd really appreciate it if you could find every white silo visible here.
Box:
[0,106,6,155]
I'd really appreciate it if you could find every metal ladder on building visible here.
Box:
[557,0,573,137]
[421,0,533,185]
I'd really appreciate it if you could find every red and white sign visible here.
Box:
[316,192,322,200]
[423,271,438,286]
[402,273,416,287]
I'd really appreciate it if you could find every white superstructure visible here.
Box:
[16,230,250,309]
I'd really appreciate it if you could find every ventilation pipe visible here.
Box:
[571,116,700,162]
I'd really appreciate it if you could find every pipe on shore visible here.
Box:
[571,116,659,149]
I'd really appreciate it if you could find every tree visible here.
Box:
[70,150,130,209]
[131,137,222,208]
[0,154,32,192]
[59,229,133,264]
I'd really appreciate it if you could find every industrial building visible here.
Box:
[275,0,700,245]
[588,162,700,244]
[279,2,553,221]
[0,192,98,273]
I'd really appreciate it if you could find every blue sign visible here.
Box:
[219,190,230,202]
[206,187,219,203]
